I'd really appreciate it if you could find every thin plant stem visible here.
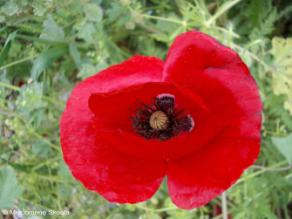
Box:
[231,43,272,70]
[0,54,38,71]
[237,160,287,184]
[136,204,178,213]
[142,14,184,25]
[0,82,21,91]
[252,164,292,172]
[206,0,242,26]
[221,192,228,219]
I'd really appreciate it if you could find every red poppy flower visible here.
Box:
[60,31,262,209]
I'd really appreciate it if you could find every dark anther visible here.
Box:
[155,94,175,114]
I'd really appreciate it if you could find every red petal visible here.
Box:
[164,31,262,208]
[60,56,166,203]
[164,31,262,138]
[167,137,260,209]
[164,31,242,75]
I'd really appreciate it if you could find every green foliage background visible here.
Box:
[1,0,292,218]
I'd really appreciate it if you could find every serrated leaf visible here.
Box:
[40,15,65,41]
[32,0,48,16]
[260,8,277,36]
[284,99,292,115]
[271,37,292,115]
[1,1,18,16]
[31,46,67,80]
[272,133,292,164]
[84,3,103,22]
[0,166,22,209]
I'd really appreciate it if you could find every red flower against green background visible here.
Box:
[60,31,262,209]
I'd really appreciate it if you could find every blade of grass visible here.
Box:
[206,0,242,26]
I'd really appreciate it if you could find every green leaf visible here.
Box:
[77,63,97,79]
[40,14,65,41]
[0,16,5,23]
[271,37,292,115]
[77,23,96,43]
[84,3,103,22]
[140,213,161,219]
[58,160,72,179]
[0,166,22,209]
[32,140,51,157]
[77,61,108,79]
[31,46,67,80]
[272,133,292,164]
[0,31,16,66]
[69,43,81,68]
[1,1,19,16]
[111,213,125,219]
[32,0,49,16]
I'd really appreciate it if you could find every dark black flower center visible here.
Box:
[132,94,194,140]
